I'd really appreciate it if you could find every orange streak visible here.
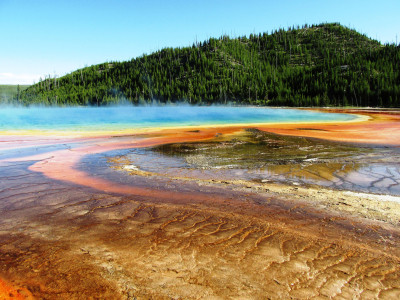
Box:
[28,128,240,204]
[256,110,400,146]
[0,278,33,300]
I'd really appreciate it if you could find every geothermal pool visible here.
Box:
[0,106,356,131]
[6,106,398,195]
[1,107,400,299]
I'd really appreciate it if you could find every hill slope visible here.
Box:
[20,23,400,107]
[0,85,30,104]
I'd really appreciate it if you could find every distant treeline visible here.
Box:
[19,23,400,107]
[0,85,29,104]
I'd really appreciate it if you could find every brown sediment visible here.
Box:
[1,182,400,299]
[1,108,400,299]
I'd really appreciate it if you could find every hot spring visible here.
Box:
[0,106,357,132]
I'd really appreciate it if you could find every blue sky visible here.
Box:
[1,0,399,85]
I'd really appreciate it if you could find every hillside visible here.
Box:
[20,23,400,107]
[0,85,30,104]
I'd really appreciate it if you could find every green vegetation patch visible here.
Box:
[20,23,400,107]
[0,85,30,104]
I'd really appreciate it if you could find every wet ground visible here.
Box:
[1,109,400,299]
[118,129,400,196]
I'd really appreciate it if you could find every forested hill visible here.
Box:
[20,23,400,107]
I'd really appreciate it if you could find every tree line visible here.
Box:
[19,23,400,107]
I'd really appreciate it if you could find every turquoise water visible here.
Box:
[0,106,356,131]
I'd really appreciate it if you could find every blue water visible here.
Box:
[0,106,356,131]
